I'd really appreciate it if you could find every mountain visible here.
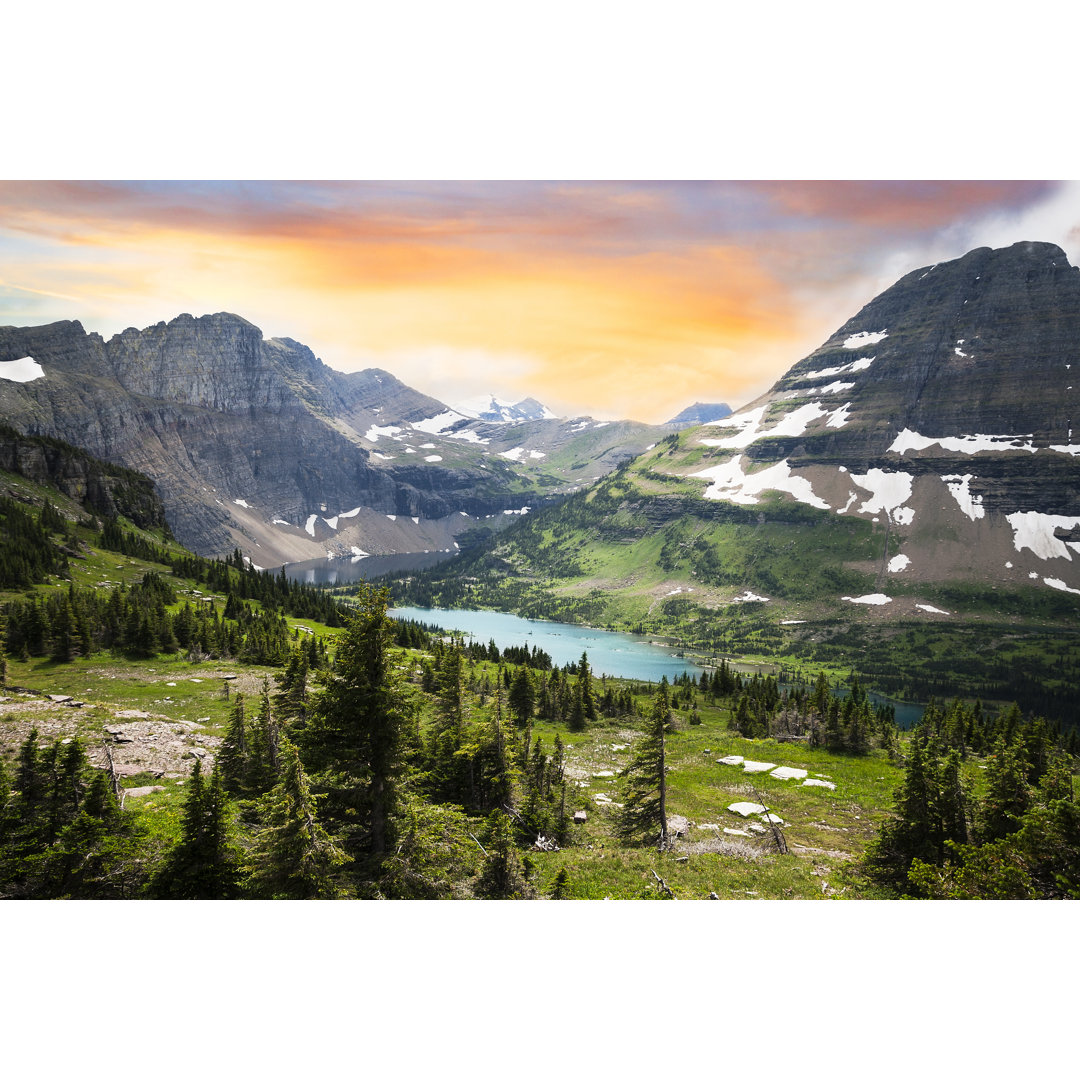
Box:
[683,240,1080,598]
[0,422,168,532]
[665,402,732,427]
[0,313,664,562]
[394,242,1080,657]
[453,394,558,423]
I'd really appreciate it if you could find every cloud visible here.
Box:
[0,180,1074,423]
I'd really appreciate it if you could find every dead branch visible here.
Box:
[750,783,788,855]
[651,868,676,899]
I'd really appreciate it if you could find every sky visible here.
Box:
[2,179,1078,423]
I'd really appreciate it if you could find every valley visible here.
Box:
[2,239,1080,901]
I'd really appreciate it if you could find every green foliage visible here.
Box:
[243,742,347,899]
[378,795,481,899]
[149,760,239,899]
[615,683,670,847]
[0,731,148,898]
[0,495,69,587]
[300,584,411,861]
[474,809,533,899]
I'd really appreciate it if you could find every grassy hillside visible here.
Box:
[385,439,1080,724]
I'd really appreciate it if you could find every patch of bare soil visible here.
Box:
[0,695,221,780]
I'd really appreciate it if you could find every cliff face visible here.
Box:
[623,241,1080,603]
[0,423,168,529]
[0,314,563,558]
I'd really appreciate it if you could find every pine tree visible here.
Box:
[0,612,8,688]
[483,681,514,811]
[248,679,281,792]
[550,867,571,899]
[508,666,536,727]
[300,584,410,860]
[978,735,1030,842]
[474,809,532,899]
[863,729,941,889]
[614,684,670,847]
[150,760,239,899]
[217,693,249,794]
[243,742,347,898]
[578,651,597,721]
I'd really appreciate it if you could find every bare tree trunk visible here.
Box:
[102,740,123,805]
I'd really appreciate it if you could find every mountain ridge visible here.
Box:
[390,241,1080,633]
[0,312,667,561]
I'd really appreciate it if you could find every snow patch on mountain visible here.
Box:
[412,411,467,434]
[890,429,1039,455]
[782,381,855,399]
[850,469,915,525]
[364,424,402,442]
[454,395,558,423]
[0,357,44,382]
[888,554,910,573]
[1005,512,1080,560]
[447,429,489,444]
[732,590,770,603]
[842,331,888,349]
[826,402,853,428]
[942,475,985,520]
[701,402,830,450]
[842,593,893,605]
[800,356,875,380]
[693,456,830,510]
[1044,577,1080,595]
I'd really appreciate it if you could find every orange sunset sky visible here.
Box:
[2,180,1079,423]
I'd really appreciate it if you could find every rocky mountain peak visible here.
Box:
[678,241,1080,597]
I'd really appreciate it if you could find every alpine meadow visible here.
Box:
[3,182,1080,901]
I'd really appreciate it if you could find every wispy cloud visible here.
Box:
[0,180,1067,421]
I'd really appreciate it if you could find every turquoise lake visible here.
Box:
[389,605,705,682]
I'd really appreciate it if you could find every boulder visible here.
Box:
[770,766,808,781]
[573,810,587,824]
[727,801,767,817]
[667,814,690,836]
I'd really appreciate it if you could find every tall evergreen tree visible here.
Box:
[508,666,536,727]
[578,651,597,721]
[473,809,532,899]
[217,692,250,794]
[150,760,239,899]
[243,742,347,898]
[614,683,670,847]
[978,735,1030,842]
[300,584,409,860]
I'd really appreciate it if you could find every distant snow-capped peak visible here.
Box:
[452,394,559,423]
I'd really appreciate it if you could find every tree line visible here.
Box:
[861,699,1079,898]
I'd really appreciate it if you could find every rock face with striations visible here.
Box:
[667,241,1080,598]
[0,422,168,530]
[0,313,562,559]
